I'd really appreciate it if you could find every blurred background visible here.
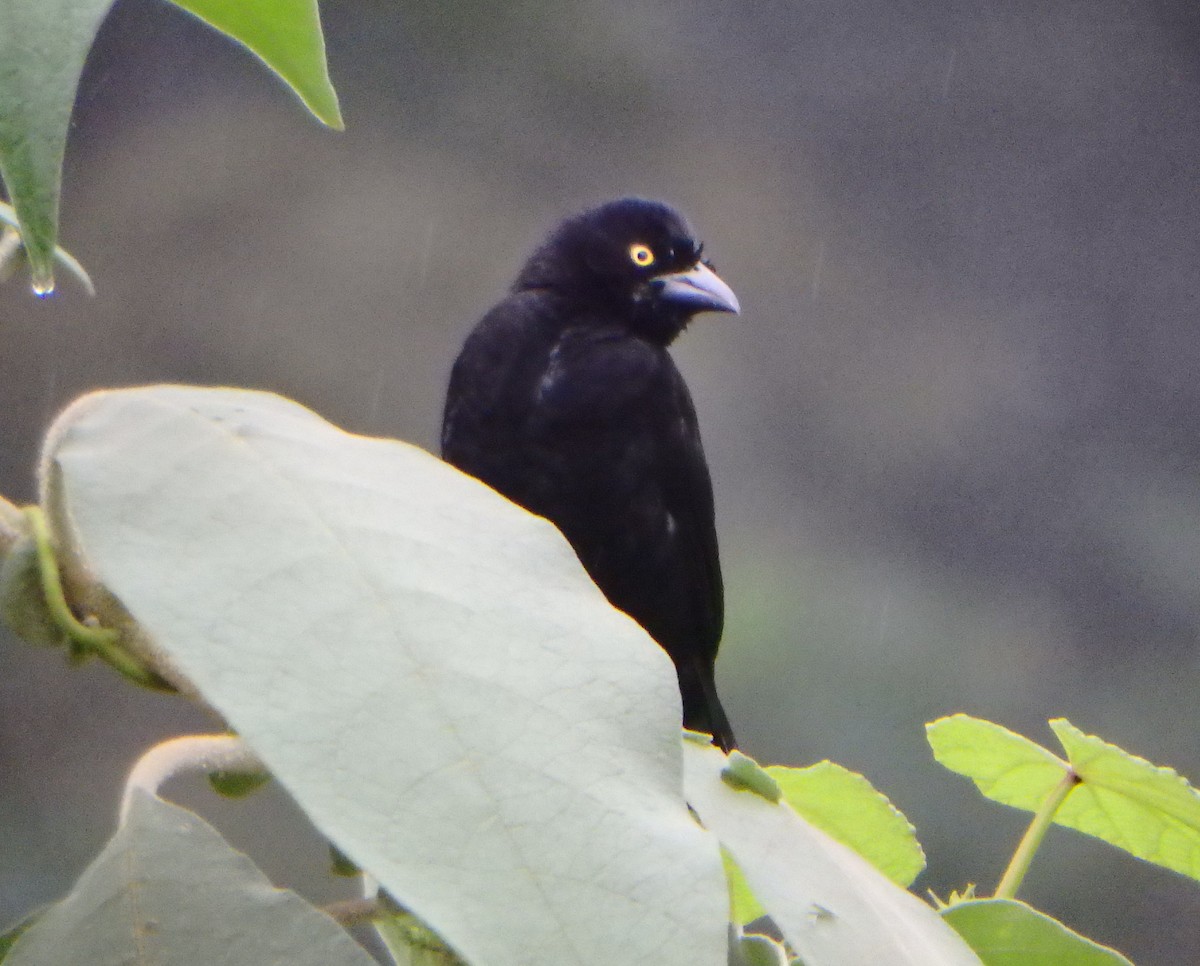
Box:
[3,0,1200,961]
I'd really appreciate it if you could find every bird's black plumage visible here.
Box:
[440,198,739,750]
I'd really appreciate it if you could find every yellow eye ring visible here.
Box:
[629,243,655,267]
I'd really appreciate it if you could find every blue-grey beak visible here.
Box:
[654,262,740,315]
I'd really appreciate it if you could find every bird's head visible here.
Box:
[515,198,739,345]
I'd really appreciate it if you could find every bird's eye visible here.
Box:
[628,243,655,267]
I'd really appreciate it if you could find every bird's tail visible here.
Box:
[677,657,737,753]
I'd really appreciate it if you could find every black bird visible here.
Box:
[441,198,739,751]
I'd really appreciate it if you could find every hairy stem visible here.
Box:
[121,734,265,822]
[24,505,171,690]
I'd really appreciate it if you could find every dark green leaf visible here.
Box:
[0,0,114,293]
[207,768,271,798]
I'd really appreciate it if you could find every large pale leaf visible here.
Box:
[4,790,375,966]
[41,386,727,966]
[0,0,115,293]
[941,898,1134,966]
[683,742,982,966]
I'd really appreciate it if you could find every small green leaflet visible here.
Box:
[768,761,926,888]
[684,741,983,965]
[941,898,1134,966]
[926,715,1068,812]
[722,847,767,926]
[719,758,926,927]
[1049,718,1200,882]
[928,714,1200,882]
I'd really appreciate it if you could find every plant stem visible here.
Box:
[994,769,1080,900]
[120,734,263,822]
[23,506,172,691]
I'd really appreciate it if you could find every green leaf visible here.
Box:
[926,714,1069,811]
[0,201,94,295]
[768,761,926,887]
[684,741,983,966]
[929,714,1200,882]
[4,790,375,966]
[719,755,926,927]
[167,0,343,129]
[0,2,338,296]
[374,910,468,966]
[328,844,360,878]
[722,847,767,926]
[941,898,1134,966]
[1049,717,1200,882]
[0,0,115,294]
[208,768,271,798]
[42,385,728,966]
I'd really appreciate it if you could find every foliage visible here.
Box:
[3,385,1196,964]
[929,715,1200,894]
[2,5,1197,965]
[940,899,1134,966]
[4,791,375,966]
[0,0,339,295]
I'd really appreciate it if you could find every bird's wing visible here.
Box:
[528,326,663,426]
[531,328,724,658]
[656,362,725,654]
[441,293,547,456]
